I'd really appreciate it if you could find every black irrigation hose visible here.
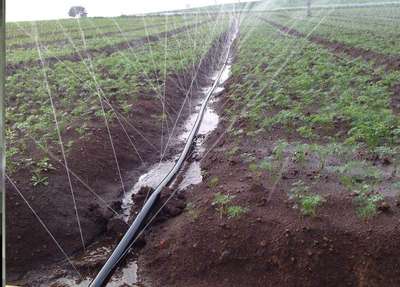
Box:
[89,20,239,287]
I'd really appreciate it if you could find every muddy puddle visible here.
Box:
[56,261,139,287]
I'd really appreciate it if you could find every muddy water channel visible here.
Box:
[121,64,231,221]
[18,36,235,287]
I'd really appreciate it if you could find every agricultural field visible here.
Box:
[228,13,400,219]
[5,1,400,287]
[5,11,231,283]
[138,4,400,287]
[263,6,400,54]
[6,14,226,176]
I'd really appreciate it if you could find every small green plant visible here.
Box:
[289,180,324,217]
[249,158,275,177]
[289,180,309,195]
[29,157,55,187]
[299,195,323,216]
[272,140,289,161]
[36,157,55,172]
[31,173,49,187]
[248,162,262,177]
[212,192,235,218]
[374,146,397,159]
[6,146,19,173]
[212,192,248,219]
[227,146,239,157]
[340,175,355,189]
[297,126,314,139]
[240,152,256,163]
[121,102,132,114]
[227,205,248,219]
[75,123,88,137]
[232,128,244,137]
[208,176,219,188]
[292,144,309,164]
[310,144,330,172]
[335,160,383,184]
[353,184,384,219]
[65,140,74,150]
[391,181,400,190]
[259,159,273,172]
[185,202,200,220]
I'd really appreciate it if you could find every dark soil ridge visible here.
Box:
[138,69,400,287]
[6,21,208,76]
[8,22,166,50]
[6,26,232,284]
[259,17,400,72]
[140,184,400,287]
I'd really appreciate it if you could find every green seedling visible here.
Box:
[185,202,200,221]
[352,184,384,219]
[299,194,324,217]
[289,180,324,217]
[212,192,235,219]
[31,173,49,187]
[208,176,219,188]
[227,205,248,219]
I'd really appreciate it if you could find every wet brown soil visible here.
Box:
[137,54,400,287]
[6,28,229,283]
[140,175,400,287]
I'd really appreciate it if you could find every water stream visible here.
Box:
[53,42,234,287]
[121,63,231,222]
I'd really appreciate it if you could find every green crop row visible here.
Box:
[6,15,229,181]
[262,6,400,55]
[7,17,197,65]
[330,5,400,19]
[224,15,399,218]
[6,16,179,39]
[6,15,199,49]
[233,17,400,148]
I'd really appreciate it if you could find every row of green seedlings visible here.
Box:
[228,20,400,150]
[183,140,399,221]
[185,175,248,221]
[269,11,400,54]
[227,138,399,219]
[6,21,227,185]
[208,175,249,219]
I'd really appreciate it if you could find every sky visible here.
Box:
[6,0,244,22]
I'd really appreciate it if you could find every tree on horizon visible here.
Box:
[68,6,88,18]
